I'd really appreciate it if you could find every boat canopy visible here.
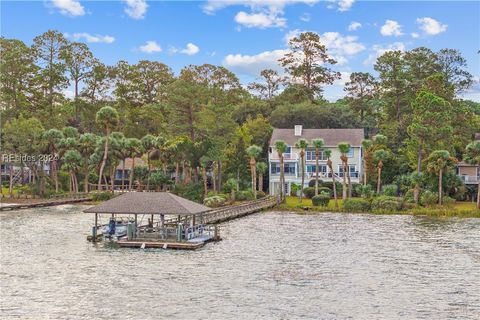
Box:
[84,192,211,215]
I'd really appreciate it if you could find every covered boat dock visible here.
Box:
[84,192,216,250]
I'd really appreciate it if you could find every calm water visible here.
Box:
[1,205,480,320]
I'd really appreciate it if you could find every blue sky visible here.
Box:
[1,0,479,101]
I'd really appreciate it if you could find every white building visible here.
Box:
[268,125,364,196]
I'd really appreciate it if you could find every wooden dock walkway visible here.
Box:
[0,193,92,211]
[203,196,278,224]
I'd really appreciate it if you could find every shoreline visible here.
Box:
[275,202,480,219]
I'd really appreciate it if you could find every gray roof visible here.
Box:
[270,128,365,147]
[84,192,211,215]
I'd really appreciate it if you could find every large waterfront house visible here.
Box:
[268,126,364,196]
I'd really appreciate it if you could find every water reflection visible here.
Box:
[1,207,479,319]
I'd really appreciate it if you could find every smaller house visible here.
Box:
[457,133,480,185]
[115,157,147,184]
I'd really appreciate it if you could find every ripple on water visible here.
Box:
[1,207,480,320]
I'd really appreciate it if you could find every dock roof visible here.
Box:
[84,192,211,215]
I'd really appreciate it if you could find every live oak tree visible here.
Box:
[279,31,340,100]
[43,129,64,192]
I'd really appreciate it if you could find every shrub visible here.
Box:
[92,192,114,201]
[372,196,403,211]
[356,184,374,198]
[308,179,324,187]
[343,198,371,212]
[173,183,204,203]
[290,183,300,196]
[302,187,316,199]
[256,190,266,198]
[312,194,330,207]
[382,184,398,196]
[350,183,362,197]
[236,189,254,201]
[203,196,226,207]
[420,190,438,206]
[442,196,456,207]
[320,181,343,196]
[318,187,332,196]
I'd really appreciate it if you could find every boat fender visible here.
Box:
[140,242,146,249]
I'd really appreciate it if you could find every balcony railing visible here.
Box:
[269,153,298,161]
[459,175,480,184]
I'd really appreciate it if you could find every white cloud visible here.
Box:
[320,32,365,65]
[51,0,85,16]
[363,42,406,65]
[284,29,365,65]
[139,41,162,53]
[223,49,287,76]
[203,0,319,29]
[411,32,420,38]
[327,0,355,12]
[171,43,200,55]
[70,33,115,43]
[380,20,403,36]
[203,0,319,14]
[348,21,362,31]
[416,17,448,35]
[300,13,310,22]
[124,0,148,20]
[235,11,286,28]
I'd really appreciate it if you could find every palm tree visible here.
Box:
[373,149,388,194]
[361,139,373,186]
[43,129,64,193]
[295,138,309,202]
[426,150,457,205]
[464,141,480,209]
[325,149,338,208]
[141,134,157,191]
[78,133,98,193]
[274,140,288,201]
[256,162,268,193]
[95,106,119,191]
[62,150,82,193]
[338,142,351,199]
[246,145,262,199]
[126,138,144,191]
[311,138,324,196]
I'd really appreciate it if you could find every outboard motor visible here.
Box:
[108,218,116,235]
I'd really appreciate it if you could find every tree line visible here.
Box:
[1,30,479,207]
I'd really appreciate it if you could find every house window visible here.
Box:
[306,164,327,174]
[271,162,296,175]
[306,148,327,161]
[338,165,357,177]
[347,148,354,158]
